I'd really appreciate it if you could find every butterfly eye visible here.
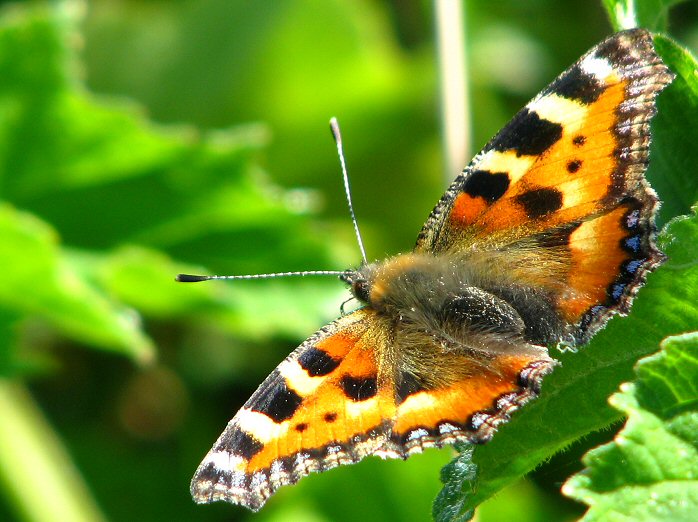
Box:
[340,270,371,303]
[351,279,371,303]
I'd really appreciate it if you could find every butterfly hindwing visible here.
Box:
[391,353,555,455]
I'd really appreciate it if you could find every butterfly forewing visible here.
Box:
[415,29,672,341]
[191,309,397,510]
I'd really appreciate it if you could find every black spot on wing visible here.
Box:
[490,109,563,156]
[340,376,378,402]
[620,203,646,256]
[567,159,582,173]
[622,258,645,277]
[545,63,606,104]
[251,371,303,423]
[463,170,510,203]
[515,188,563,219]
[625,207,641,229]
[610,282,627,301]
[396,372,426,403]
[578,305,606,340]
[295,423,308,433]
[298,347,340,377]
[607,258,647,305]
[324,412,337,423]
[622,234,642,254]
[573,135,586,146]
[215,427,264,460]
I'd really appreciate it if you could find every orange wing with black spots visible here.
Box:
[191,307,555,511]
[415,29,672,341]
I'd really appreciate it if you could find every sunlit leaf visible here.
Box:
[602,0,688,31]
[0,204,154,363]
[563,333,698,521]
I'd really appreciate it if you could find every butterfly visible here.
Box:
[186,29,673,511]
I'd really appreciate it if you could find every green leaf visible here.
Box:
[563,332,698,521]
[652,35,698,224]
[0,307,22,378]
[0,204,155,363]
[0,2,345,371]
[601,0,688,31]
[433,445,477,522]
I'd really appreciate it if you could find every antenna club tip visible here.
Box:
[329,118,342,142]
[176,274,210,283]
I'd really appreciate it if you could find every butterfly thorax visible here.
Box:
[341,252,569,352]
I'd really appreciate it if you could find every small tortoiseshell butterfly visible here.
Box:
[186,29,673,510]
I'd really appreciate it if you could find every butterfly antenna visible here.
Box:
[330,117,367,264]
[178,120,365,284]
[176,270,345,283]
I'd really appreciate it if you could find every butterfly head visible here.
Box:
[340,266,373,303]
[340,253,436,313]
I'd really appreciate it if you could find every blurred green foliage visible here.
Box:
[0,1,696,521]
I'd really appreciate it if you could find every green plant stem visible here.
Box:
[434,0,470,185]
[0,380,106,522]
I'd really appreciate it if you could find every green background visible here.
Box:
[1,1,697,521]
